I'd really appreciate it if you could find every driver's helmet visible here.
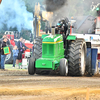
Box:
[61,18,65,22]
[57,23,61,27]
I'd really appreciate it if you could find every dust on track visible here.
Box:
[0,70,100,100]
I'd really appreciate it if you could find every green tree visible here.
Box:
[23,0,44,12]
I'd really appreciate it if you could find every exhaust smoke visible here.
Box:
[45,0,67,11]
[0,0,33,32]
[45,0,67,26]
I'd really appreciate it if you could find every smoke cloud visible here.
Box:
[45,0,67,11]
[0,0,33,32]
[45,0,100,26]
[45,0,67,26]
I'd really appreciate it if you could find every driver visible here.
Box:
[55,18,69,48]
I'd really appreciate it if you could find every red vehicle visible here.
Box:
[5,31,33,64]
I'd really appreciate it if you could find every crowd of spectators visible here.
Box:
[0,35,27,70]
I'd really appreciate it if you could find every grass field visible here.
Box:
[5,64,27,70]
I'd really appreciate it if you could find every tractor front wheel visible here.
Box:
[59,58,68,76]
[28,57,35,75]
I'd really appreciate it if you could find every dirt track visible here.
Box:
[0,70,100,100]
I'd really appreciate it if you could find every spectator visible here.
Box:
[12,45,19,68]
[22,39,28,52]
[22,39,25,44]
[1,38,8,70]
[0,34,10,45]
[0,35,6,69]
[16,37,24,68]
[0,34,6,40]
[0,35,10,69]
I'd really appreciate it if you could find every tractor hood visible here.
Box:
[42,34,63,43]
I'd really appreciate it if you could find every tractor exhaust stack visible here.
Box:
[51,26,55,35]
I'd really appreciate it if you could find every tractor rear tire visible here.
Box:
[34,37,42,59]
[28,57,35,75]
[68,39,87,76]
[5,45,13,64]
[59,58,68,76]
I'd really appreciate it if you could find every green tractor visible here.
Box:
[28,3,100,76]
[28,2,88,76]
[28,31,87,76]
